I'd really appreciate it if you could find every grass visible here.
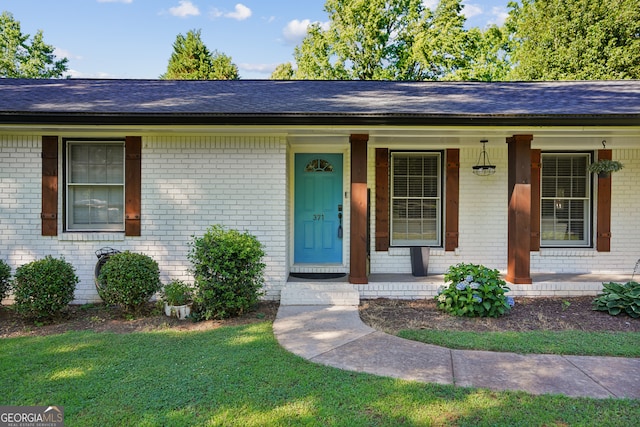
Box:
[398,330,640,358]
[1,322,639,426]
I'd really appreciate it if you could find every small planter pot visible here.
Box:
[164,302,191,320]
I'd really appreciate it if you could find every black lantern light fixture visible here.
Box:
[472,139,496,176]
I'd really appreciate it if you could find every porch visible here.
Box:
[281,272,633,305]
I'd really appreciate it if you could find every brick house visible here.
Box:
[1,79,639,303]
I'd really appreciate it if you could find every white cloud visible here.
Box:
[54,48,76,60]
[67,69,117,78]
[226,3,252,21]
[462,3,483,19]
[422,0,439,10]
[283,19,311,43]
[97,0,133,3]
[169,1,200,18]
[488,6,509,26]
[240,63,277,74]
[282,19,329,44]
[211,3,252,20]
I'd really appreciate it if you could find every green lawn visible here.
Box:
[398,330,640,358]
[1,323,638,426]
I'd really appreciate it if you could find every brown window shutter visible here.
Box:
[596,150,612,252]
[125,136,142,236]
[530,149,541,251]
[41,136,58,236]
[445,149,459,251]
[375,148,389,251]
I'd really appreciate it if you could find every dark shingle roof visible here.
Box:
[1,78,639,126]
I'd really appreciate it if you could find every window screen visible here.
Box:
[540,153,591,247]
[391,152,441,246]
[66,142,125,231]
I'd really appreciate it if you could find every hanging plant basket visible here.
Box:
[588,159,624,177]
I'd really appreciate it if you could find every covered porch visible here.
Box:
[282,272,634,305]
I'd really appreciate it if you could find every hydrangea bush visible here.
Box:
[436,263,514,318]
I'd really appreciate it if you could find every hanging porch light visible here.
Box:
[472,139,496,176]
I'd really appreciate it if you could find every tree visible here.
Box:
[412,0,470,80]
[270,62,294,80]
[455,25,513,82]
[507,0,640,80]
[293,0,428,80]
[161,29,239,80]
[0,11,68,78]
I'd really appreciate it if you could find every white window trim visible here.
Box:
[390,151,442,247]
[65,140,126,232]
[540,152,591,248]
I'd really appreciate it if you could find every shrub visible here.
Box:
[13,256,78,320]
[436,262,513,318]
[0,259,11,303]
[161,280,193,306]
[98,251,161,312]
[188,225,265,320]
[593,282,640,318]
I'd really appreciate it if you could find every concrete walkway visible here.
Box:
[273,304,640,399]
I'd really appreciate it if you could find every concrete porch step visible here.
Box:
[280,282,360,306]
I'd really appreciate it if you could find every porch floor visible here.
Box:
[287,272,633,284]
[284,272,634,302]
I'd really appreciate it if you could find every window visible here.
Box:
[391,152,441,246]
[66,141,125,231]
[540,153,591,247]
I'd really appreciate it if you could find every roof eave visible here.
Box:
[0,112,639,127]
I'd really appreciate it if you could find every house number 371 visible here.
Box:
[313,214,325,221]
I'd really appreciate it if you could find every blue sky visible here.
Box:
[1,0,510,79]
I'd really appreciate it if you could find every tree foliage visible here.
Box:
[270,62,294,80]
[288,0,640,82]
[507,0,640,80]
[290,0,512,81]
[293,0,427,80]
[413,0,469,80]
[0,11,68,78]
[161,29,239,80]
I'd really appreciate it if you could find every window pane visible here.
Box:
[540,153,590,247]
[391,152,441,246]
[106,145,124,183]
[67,141,125,231]
[69,186,123,230]
[70,145,89,183]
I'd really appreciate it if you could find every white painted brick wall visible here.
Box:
[369,144,508,275]
[1,134,288,303]
[2,133,639,303]
[369,143,640,279]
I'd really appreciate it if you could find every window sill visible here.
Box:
[538,248,595,257]
[59,232,125,242]
[388,247,444,256]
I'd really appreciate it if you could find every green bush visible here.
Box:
[593,281,640,318]
[98,251,161,312]
[0,259,12,303]
[13,256,78,320]
[436,262,513,318]
[188,225,265,320]
[161,279,193,306]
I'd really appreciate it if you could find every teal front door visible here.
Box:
[294,153,343,264]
